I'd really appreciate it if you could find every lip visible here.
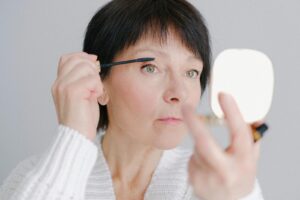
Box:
[158,117,182,124]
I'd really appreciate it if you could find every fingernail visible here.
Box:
[89,54,98,60]
[218,92,233,104]
[94,61,101,72]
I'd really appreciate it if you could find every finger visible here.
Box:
[188,158,206,196]
[252,119,266,127]
[182,104,226,171]
[190,153,202,168]
[58,62,100,86]
[218,92,253,156]
[58,57,100,78]
[96,60,101,73]
[58,52,97,67]
[58,56,99,77]
[191,150,214,172]
[69,74,103,100]
[253,141,261,162]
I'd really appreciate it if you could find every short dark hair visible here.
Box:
[83,0,211,132]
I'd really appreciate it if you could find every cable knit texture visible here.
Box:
[0,125,264,200]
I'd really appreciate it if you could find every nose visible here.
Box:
[163,74,188,104]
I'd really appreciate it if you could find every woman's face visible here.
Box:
[103,31,203,149]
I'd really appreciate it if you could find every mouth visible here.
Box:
[157,117,183,124]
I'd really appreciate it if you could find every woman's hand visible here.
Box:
[51,52,103,141]
[182,92,261,200]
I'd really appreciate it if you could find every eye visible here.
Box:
[141,64,157,74]
[186,69,200,79]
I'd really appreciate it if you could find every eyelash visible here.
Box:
[187,69,200,79]
[141,64,157,73]
[141,64,200,78]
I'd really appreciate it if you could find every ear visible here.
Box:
[98,88,109,106]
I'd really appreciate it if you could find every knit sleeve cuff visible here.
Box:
[13,124,98,199]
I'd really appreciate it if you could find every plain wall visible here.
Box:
[1,0,299,199]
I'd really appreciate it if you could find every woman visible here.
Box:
[0,0,264,199]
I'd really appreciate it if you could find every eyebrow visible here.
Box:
[131,48,203,63]
[131,48,168,57]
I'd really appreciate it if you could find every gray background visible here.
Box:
[0,0,299,199]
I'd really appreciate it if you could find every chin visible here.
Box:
[153,128,187,150]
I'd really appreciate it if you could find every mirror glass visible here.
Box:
[210,49,274,123]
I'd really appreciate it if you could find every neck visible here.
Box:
[101,127,163,188]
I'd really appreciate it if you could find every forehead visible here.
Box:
[116,30,202,63]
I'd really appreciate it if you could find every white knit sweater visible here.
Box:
[0,124,264,200]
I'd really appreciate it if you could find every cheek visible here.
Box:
[111,76,162,144]
[113,75,159,123]
[194,86,202,105]
[125,83,157,114]
[187,82,202,108]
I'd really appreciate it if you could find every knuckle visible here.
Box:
[82,67,96,78]
[51,79,62,93]
[91,75,102,86]
[64,84,78,98]
[81,52,88,56]
[51,82,57,95]
[55,80,81,99]
[55,81,67,94]
[68,56,80,64]
[58,55,74,74]
[93,73,101,80]
[74,60,95,72]
[217,169,232,186]
[59,52,85,63]
[57,67,63,77]
[241,158,256,173]
[58,55,65,65]
[58,54,72,65]
[233,124,246,134]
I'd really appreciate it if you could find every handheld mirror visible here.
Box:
[207,49,274,141]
